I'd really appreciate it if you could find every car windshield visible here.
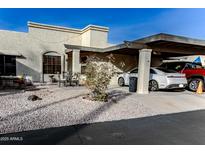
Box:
[156,67,177,73]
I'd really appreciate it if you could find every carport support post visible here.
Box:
[137,49,152,94]
[72,49,81,74]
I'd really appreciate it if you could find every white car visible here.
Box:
[118,67,187,91]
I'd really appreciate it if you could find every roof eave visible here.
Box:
[134,33,205,47]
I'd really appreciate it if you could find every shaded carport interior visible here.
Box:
[65,33,205,94]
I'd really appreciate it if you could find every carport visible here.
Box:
[64,33,205,94]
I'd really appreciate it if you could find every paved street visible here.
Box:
[1,109,205,145]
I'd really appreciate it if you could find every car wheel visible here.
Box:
[118,77,125,86]
[149,80,159,91]
[188,78,204,91]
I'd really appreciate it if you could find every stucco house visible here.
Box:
[1,21,205,94]
[0,22,113,82]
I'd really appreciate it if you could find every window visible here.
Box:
[150,69,157,74]
[43,55,61,74]
[157,67,177,73]
[168,63,185,71]
[130,69,138,73]
[0,56,4,75]
[161,62,186,71]
[0,55,16,76]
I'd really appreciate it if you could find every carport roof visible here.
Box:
[64,42,145,53]
[64,33,205,55]
[134,33,205,46]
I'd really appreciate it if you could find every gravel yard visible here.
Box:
[0,84,155,134]
[0,84,205,134]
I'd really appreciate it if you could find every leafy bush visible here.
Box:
[85,55,116,102]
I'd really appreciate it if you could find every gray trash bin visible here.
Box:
[129,77,137,92]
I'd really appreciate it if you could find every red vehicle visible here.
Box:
[160,61,205,91]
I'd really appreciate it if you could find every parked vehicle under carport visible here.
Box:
[160,61,205,91]
[118,67,187,91]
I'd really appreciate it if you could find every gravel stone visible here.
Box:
[0,85,156,134]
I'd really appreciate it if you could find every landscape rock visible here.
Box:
[27,95,42,101]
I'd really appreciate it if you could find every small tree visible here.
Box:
[85,55,116,102]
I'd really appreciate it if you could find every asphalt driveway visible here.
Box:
[1,109,205,145]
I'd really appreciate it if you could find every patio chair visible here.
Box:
[63,72,80,86]
[57,72,67,87]
[71,73,80,86]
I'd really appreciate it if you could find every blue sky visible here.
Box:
[0,8,205,44]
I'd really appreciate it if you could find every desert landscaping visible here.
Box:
[1,84,205,135]
[0,84,156,134]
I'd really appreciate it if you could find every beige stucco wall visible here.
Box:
[89,30,108,48]
[80,27,109,48]
[0,22,110,82]
[0,30,42,81]
[81,30,91,47]
[0,29,68,81]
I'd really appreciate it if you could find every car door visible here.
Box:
[149,68,164,84]
[151,68,166,88]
